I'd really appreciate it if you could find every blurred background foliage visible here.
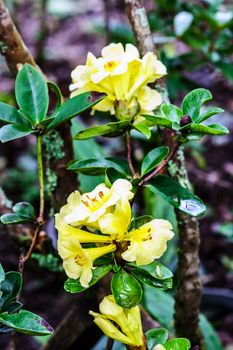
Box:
[0,0,233,349]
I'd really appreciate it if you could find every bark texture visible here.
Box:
[124,0,203,347]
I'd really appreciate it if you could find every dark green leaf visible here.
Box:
[0,310,53,335]
[199,314,223,350]
[74,120,129,140]
[15,64,49,125]
[146,175,206,217]
[13,202,36,220]
[190,123,229,135]
[105,167,129,186]
[215,61,233,82]
[129,215,154,230]
[2,301,23,314]
[47,81,63,108]
[182,89,212,121]
[0,124,33,143]
[133,261,173,280]
[47,92,105,131]
[0,264,4,285]
[141,147,169,176]
[142,114,173,128]
[196,107,224,124]
[0,272,22,309]
[0,102,22,125]
[0,213,31,224]
[68,157,129,175]
[164,338,191,350]
[129,266,173,290]
[111,270,142,308]
[64,265,112,293]
[146,328,168,350]
[161,104,183,122]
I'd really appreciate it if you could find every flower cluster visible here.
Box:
[89,295,145,347]
[56,179,174,288]
[70,43,166,122]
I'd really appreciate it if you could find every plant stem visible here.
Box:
[37,135,45,222]
[126,130,136,177]
[140,143,180,185]
[105,338,114,350]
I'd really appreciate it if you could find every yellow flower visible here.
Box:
[122,220,174,266]
[99,201,174,265]
[58,235,116,287]
[70,43,166,120]
[62,179,133,227]
[89,295,144,347]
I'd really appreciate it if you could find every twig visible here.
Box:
[103,0,111,44]
[37,135,45,222]
[105,338,114,350]
[124,0,203,347]
[140,143,180,185]
[126,130,136,177]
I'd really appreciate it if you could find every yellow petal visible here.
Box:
[137,86,162,112]
[101,43,124,59]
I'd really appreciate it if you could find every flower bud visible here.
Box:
[179,114,192,127]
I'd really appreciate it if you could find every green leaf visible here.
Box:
[0,264,5,285]
[215,61,233,82]
[74,120,129,140]
[134,261,173,280]
[0,213,31,225]
[133,122,151,139]
[161,104,183,122]
[190,123,229,135]
[129,267,172,290]
[111,270,142,308]
[182,89,212,121]
[15,64,49,125]
[2,301,23,314]
[105,167,129,186]
[47,81,63,108]
[47,92,105,131]
[164,338,191,350]
[141,146,169,176]
[196,107,224,124]
[68,157,129,176]
[0,310,53,335]
[142,114,173,128]
[64,265,112,293]
[13,202,36,220]
[0,102,24,125]
[0,124,33,143]
[199,314,223,350]
[129,215,154,230]
[174,11,193,36]
[146,175,206,217]
[0,272,22,309]
[146,328,168,350]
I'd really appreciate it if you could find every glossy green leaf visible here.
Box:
[129,215,154,230]
[146,175,206,217]
[190,123,229,135]
[142,114,173,128]
[64,265,112,293]
[174,11,193,36]
[164,338,191,350]
[182,88,212,121]
[0,264,4,285]
[111,270,142,308]
[129,266,173,290]
[13,202,36,220]
[0,310,53,335]
[0,102,23,125]
[141,146,169,176]
[146,328,168,350]
[199,314,223,350]
[74,120,129,140]
[68,157,129,175]
[15,64,49,125]
[0,272,22,309]
[161,104,183,122]
[47,81,63,108]
[134,261,173,280]
[0,213,31,225]
[105,167,129,186]
[47,92,105,131]
[133,122,151,139]
[2,301,23,314]
[196,107,224,124]
[0,124,33,143]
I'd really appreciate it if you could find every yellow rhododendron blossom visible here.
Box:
[70,43,166,120]
[58,236,116,287]
[98,199,174,265]
[122,220,174,265]
[89,295,144,347]
[62,179,133,227]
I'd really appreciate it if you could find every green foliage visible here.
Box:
[111,270,142,308]
[146,328,168,349]
[0,263,53,336]
[146,175,206,217]
[141,146,169,176]
[64,265,112,293]
[164,338,191,350]
[1,202,36,224]
[74,121,130,140]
